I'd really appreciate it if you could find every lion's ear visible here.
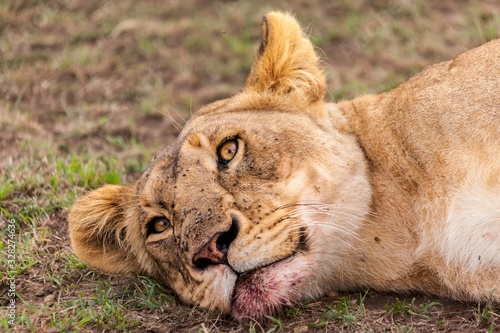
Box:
[244,12,326,104]
[68,185,144,275]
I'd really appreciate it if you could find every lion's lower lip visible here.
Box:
[230,254,309,320]
[227,228,309,319]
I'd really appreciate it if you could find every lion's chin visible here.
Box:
[230,255,310,320]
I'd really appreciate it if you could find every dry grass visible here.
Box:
[0,0,499,332]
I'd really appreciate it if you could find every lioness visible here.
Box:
[69,12,500,320]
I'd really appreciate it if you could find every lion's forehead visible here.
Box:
[138,112,339,217]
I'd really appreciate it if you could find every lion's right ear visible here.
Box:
[68,185,144,275]
[244,12,326,105]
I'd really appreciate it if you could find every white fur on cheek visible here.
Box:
[295,163,372,296]
[192,265,237,313]
[441,174,500,271]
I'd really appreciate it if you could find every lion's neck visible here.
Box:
[325,99,434,291]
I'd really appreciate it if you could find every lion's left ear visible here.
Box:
[68,185,150,276]
[244,12,326,105]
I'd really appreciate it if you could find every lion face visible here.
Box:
[137,108,370,317]
[68,12,372,319]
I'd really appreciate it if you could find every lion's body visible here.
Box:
[69,12,500,320]
[332,40,500,297]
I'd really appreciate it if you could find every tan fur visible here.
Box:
[69,12,500,320]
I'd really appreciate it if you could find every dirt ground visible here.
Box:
[1,0,499,332]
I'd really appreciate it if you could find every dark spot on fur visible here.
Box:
[171,154,180,181]
[176,253,192,285]
[374,236,381,244]
[297,227,308,252]
[259,15,269,55]
[119,228,126,241]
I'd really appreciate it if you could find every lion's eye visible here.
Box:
[217,139,238,163]
[147,216,171,235]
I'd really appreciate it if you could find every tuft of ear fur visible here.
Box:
[68,185,146,275]
[244,12,326,105]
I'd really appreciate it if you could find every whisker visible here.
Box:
[154,107,184,132]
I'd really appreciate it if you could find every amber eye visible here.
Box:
[217,139,238,163]
[147,217,171,235]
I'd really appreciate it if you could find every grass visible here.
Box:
[11,276,175,332]
[0,0,499,332]
[322,293,367,329]
[476,293,499,332]
[385,298,441,324]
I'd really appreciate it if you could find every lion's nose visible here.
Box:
[192,215,239,269]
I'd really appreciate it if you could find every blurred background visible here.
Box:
[0,0,499,331]
[2,0,499,175]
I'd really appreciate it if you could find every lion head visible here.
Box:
[68,12,372,320]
